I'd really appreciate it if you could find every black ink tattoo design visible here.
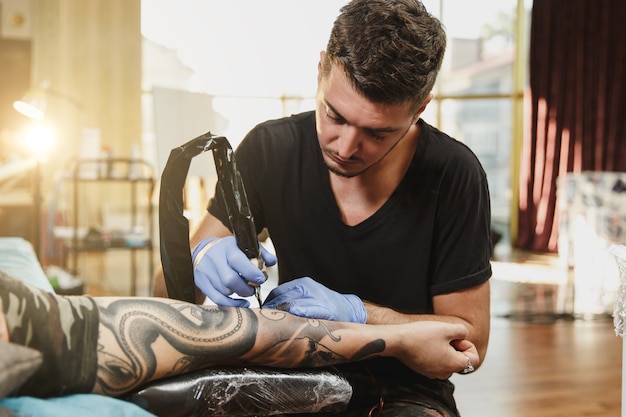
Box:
[95,300,387,396]
[96,300,257,395]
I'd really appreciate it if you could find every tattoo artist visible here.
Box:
[154,1,492,416]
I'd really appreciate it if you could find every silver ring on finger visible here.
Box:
[460,356,474,374]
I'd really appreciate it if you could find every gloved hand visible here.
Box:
[192,236,277,307]
[263,277,367,323]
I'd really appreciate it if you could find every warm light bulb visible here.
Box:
[24,123,57,159]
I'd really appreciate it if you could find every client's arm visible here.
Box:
[0,269,478,398]
[94,297,477,395]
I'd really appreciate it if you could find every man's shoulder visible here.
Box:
[253,110,315,133]
[236,111,317,168]
[419,120,485,173]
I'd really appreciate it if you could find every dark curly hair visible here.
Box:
[323,0,446,109]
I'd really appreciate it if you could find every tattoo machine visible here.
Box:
[159,131,267,306]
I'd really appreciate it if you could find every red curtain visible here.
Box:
[516,0,626,253]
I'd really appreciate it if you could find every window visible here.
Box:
[422,0,531,241]
[141,0,532,241]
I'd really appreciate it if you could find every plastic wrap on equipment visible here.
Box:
[125,366,353,417]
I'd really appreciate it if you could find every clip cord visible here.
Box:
[159,132,261,302]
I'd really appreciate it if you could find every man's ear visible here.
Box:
[413,94,433,122]
[317,51,326,83]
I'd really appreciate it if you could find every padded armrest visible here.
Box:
[0,238,53,292]
[124,366,352,417]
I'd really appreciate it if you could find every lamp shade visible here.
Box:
[13,88,47,121]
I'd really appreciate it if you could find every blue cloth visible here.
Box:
[0,238,53,292]
[0,395,155,417]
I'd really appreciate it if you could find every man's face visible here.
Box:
[315,61,421,178]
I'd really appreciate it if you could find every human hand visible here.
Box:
[392,321,480,380]
[192,236,277,307]
[263,277,367,323]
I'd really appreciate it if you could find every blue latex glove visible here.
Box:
[192,236,277,307]
[263,277,367,323]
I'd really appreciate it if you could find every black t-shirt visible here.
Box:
[209,110,492,314]
[209,111,492,399]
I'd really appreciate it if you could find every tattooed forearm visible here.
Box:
[93,299,386,396]
[0,269,480,398]
[95,298,257,395]
[244,309,385,368]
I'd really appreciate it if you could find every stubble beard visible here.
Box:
[322,149,368,178]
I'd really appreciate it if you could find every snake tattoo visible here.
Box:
[95,300,386,396]
[96,299,257,395]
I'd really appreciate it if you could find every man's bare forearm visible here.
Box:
[363,281,490,370]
